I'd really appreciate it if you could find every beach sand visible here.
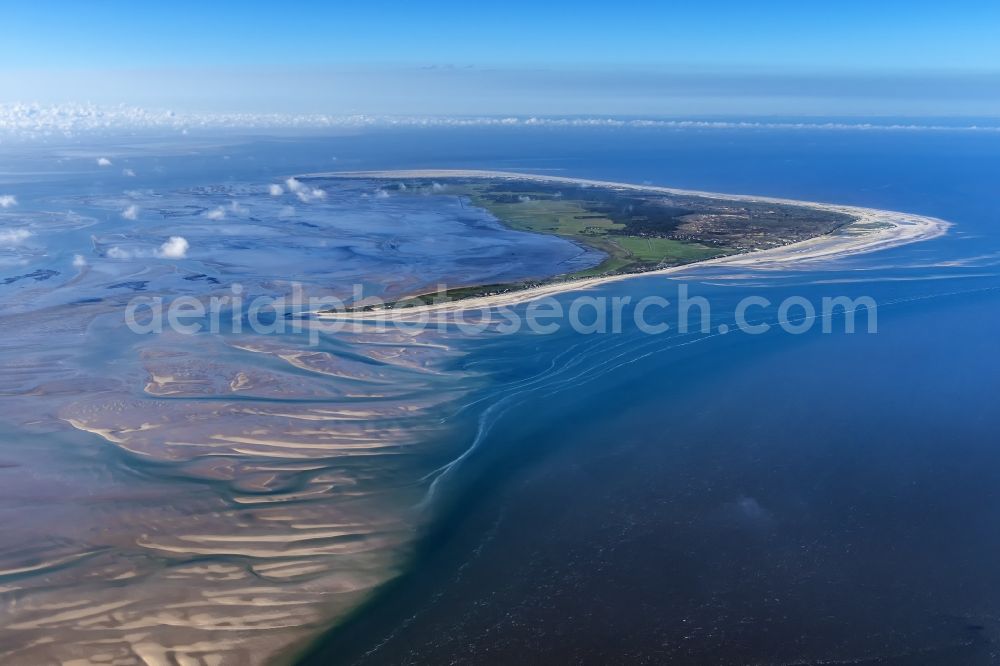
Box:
[308,170,951,321]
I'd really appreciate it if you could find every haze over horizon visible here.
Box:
[3,0,1000,118]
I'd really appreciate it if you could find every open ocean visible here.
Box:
[2,124,1000,665]
[299,126,1000,665]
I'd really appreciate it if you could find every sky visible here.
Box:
[2,0,1000,118]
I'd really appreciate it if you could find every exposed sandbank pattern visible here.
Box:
[0,321,475,666]
[0,181,491,665]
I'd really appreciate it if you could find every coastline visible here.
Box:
[291,170,954,663]
[307,170,952,320]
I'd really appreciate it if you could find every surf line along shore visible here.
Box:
[305,170,951,321]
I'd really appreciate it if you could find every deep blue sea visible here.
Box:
[2,125,999,665]
[300,127,1000,665]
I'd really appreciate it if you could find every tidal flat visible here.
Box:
[1,160,578,664]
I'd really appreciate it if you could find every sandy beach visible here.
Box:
[309,170,952,320]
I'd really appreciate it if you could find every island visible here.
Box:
[298,170,949,315]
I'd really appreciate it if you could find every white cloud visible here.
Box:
[285,177,326,202]
[3,104,1000,139]
[96,157,112,167]
[299,188,327,202]
[121,204,140,220]
[205,207,226,220]
[72,254,88,268]
[106,236,188,260]
[158,236,189,259]
[0,195,17,208]
[0,229,31,246]
[122,168,136,177]
[268,183,284,196]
